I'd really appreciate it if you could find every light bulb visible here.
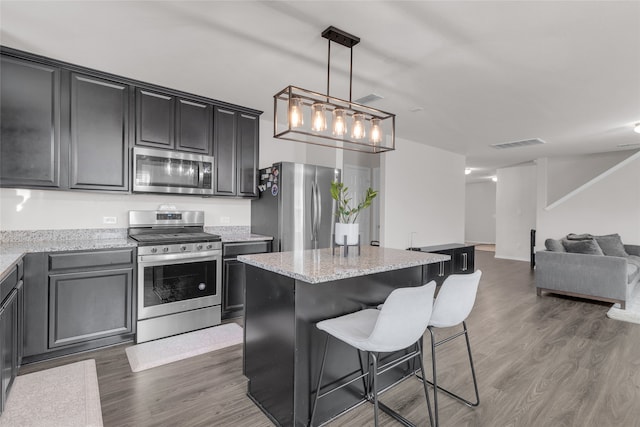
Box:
[289,97,303,128]
[634,123,640,134]
[492,176,498,182]
[351,113,366,139]
[333,109,347,136]
[465,168,471,175]
[311,103,327,132]
[370,118,382,144]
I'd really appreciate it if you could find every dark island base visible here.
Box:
[243,264,426,426]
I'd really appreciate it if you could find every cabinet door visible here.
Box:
[0,56,61,188]
[223,258,245,315]
[237,113,259,197]
[213,107,237,195]
[48,268,133,348]
[452,246,475,274]
[0,289,18,414]
[70,73,129,191]
[424,259,451,286]
[136,88,174,148]
[176,98,211,154]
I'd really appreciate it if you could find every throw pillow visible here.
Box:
[562,238,604,256]
[545,238,565,252]
[594,234,629,257]
[566,233,593,240]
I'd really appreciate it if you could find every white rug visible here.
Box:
[125,323,243,372]
[0,359,103,427]
[607,285,640,324]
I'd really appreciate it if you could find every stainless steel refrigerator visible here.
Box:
[251,162,341,252]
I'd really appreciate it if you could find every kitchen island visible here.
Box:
[238,246,449,426]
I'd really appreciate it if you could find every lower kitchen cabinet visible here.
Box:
[22,248,136,364]
[222,241,271,319]
[0,261,23,414]
[414,243,475,286]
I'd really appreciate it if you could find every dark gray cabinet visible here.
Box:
[413,243,475,286]
[70,73,130,191]
[222,241,271,318]
[214,107,260,197]
[136,89,212,154]
[0,56,62,188]
[22,248,135,364]
[49,268,133,348]
[135,88,175,149]
[0,261,23,414]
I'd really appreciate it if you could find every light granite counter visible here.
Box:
[238,246,449,284]
[219,233,272,243]
[0,238,136,282]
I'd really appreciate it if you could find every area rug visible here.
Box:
[0,359,103,427]
[125,323,243,372]
[607,285,640,324]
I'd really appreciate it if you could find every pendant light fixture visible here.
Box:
[274,26,395,153]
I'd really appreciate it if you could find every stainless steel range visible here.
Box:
[128,210,222,343]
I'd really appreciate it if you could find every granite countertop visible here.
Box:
[238,246,450,284]
[220,233,273,243]
[0,238,136,282]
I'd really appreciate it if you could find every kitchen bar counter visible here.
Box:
[241,246,448,426]
[238,246,448,284]
[219,233,272,243]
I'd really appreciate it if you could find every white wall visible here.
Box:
[495,163,537,261]
[0,188,250,230]
[380,137,465,249]
[536,154,640,246]
[547,150,634,204]
[465,181,496,244]
[258,118,306,168]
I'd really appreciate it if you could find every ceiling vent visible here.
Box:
[491,138,546,150]
[354,93,384,104]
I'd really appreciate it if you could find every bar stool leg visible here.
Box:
[429,327,439,427]
[309,335,330,427]
[371,352,379,427]
[417,340,435,427]
[463,321,480,406]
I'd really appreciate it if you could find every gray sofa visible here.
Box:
[536,234,640,309]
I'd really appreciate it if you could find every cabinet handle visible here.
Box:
[462,252,468,271]
[439,261,444,277]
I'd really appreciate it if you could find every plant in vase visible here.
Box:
[330,181,378,246]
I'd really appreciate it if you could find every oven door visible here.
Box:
[137,251,222,320]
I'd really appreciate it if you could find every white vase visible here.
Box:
[335,222,359,245]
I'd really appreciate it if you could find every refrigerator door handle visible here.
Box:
[310,181,317,242]
[315,182,322,238]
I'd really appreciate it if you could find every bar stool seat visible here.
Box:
[309,282,437,427]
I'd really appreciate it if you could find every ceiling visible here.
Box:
[1,1,639,181]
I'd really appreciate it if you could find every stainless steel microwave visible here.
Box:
[133,147,214,195]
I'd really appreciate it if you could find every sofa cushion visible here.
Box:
[628,255,640,269]
[545,238,566,252]
[562,238,604,255]
[594,234,629,257]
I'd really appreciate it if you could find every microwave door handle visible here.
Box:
[198,161,204,188]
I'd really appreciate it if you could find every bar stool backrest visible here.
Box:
[430,270,482,328]
[364,281,436,352]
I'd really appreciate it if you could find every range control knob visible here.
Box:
[163,247,169,253]
[196,244,203,250]
[206,244,213,249]
[181,245,187,252]
[150,248,158,254]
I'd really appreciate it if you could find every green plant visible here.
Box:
[330,181,378,224]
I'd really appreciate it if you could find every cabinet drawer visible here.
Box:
[49,249,134,271]
[223,241,271,256]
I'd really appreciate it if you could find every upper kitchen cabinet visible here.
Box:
[135,88,212,154]
[0,55,63,188]
[213,106,260,197]
[70,73,130,191]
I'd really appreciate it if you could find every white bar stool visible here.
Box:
[424,270,482,427]
[309,282,437,427]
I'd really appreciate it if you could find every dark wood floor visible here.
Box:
[19,252,640,426]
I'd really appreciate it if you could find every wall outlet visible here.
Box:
[103,216,117,224]
[220,216,230,224]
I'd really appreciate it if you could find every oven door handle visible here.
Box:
[138,251,221,264]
